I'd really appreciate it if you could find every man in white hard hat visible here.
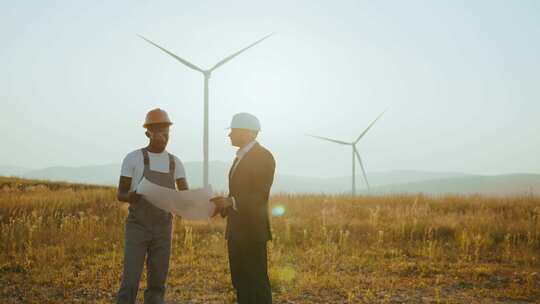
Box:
[211,112,275,304]
[116,108,188,304]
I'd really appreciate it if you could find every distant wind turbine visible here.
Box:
[139,34,273,187]
[308,110,387,196]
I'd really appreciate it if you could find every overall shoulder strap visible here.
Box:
[168,153,176,174]
[141,148,150,167]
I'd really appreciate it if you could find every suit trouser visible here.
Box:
[116,216,172,304]
[227,239,272,304]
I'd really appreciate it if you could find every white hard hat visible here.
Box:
[227,112,261,131]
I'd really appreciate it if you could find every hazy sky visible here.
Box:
[1,0,539,177]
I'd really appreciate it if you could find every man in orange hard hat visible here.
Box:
[115,108,188,304]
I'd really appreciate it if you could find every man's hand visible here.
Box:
[128,191,142,204]
[210,196,234,209]
[211,206,222,218]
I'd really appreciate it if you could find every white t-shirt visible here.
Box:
[120,149,186,192]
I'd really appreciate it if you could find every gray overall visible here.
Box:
[117,148,175,304]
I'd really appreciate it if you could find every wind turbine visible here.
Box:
[308,110,386,196]
[139,34,273,187]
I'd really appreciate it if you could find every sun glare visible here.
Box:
[271,205,285,217]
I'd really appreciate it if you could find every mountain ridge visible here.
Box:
[1,163,538,195]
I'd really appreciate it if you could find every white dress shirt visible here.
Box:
[230,140,257,210]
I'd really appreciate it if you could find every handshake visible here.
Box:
[209,196,234,217]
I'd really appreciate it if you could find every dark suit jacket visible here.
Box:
[222,143,275,242]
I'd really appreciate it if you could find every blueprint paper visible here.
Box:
[136,178,215,220]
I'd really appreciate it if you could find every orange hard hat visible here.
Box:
[143,108,173,128]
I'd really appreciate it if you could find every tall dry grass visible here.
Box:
[0,178,539,303]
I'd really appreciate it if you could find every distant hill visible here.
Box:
[0,166,29,177]
[370,173,540,196]
[19,164,120,186]
[1,163,538,195]
[274,170,470,194]
[0,162,234,189]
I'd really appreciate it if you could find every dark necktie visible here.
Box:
[229,157,239,181]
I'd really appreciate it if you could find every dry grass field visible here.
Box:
[0,176,539,303]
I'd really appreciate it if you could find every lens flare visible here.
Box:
[271,205,285,217]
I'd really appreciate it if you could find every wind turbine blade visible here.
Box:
[307,134,350,145]
[354,149,370,190]
[354,109,387,144]
[138,35,204,73]
[209,33,273,72]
